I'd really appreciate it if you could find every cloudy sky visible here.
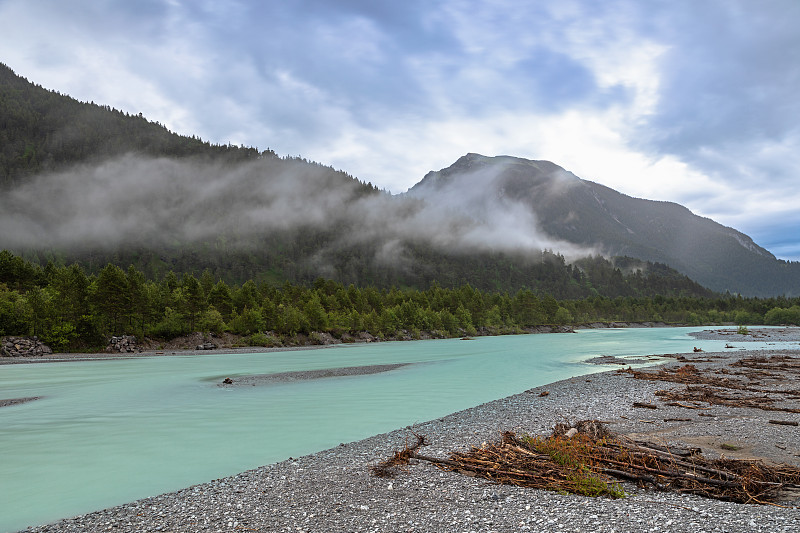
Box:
[2,0,799,260]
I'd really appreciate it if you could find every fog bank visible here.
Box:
[0,155,593,262]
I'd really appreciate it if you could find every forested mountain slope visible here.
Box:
[0,63,265,185]
[410,154,800,296]
[0,64,729,298]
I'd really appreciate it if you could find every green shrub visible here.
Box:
[150,307,188,338]
[41,323,78,351]
[246,332,280,347]
[764,305,800,325]
[554,307,573,325]
[228,307,265,336]
[198,307,226,335]
[734,310,761,325]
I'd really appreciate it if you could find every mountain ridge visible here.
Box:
[0,64,795,296]
[409,153,793,296]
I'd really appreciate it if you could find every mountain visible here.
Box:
[0,64,737,298]
[409,153,799,296]
[0,63,275,187]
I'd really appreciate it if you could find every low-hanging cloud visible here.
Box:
[3,0,800,261]
[0,154,594,265]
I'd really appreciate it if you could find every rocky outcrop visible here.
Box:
[518,325,575,334]
[1,336,53,357]
[107,335,138,353]
[196,341,217,350]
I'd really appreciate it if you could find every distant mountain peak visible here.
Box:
[406,153,793,296]
[411,153,580,196]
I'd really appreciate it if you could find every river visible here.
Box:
[0,326,788,532]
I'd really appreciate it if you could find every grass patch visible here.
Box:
[522,434,626,499]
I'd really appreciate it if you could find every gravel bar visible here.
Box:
[690,326,800,343]
[22,348,800,533]
[216,363,411,386]
[0,397,41,408]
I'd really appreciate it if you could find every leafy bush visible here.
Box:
[149,307,189,338]
[764,306,800,325]
[197,307,226,335]
[246,332,280,347]
[41,323,78,351]
[734,310,761,325]
[228,307,265,336]
[554,307,573,325]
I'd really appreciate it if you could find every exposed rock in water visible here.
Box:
[1,336,53,357]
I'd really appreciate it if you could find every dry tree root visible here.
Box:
[372,421,800,505]
[370,434,428,478]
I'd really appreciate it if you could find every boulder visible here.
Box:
[1,336,53,357]
[107,335,138,353]
[196,342,217,350]
[356,332,376,342]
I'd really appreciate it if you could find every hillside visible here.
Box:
[409,154,800,296]
[0,64,726,298]
[0,63,265,186]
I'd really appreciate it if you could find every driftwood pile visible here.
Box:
[372,420,800,505]
[617,355,800,414]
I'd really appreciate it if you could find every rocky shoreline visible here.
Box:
[0,340,334,365]
[19,337,800,532]
[0,322,664,366]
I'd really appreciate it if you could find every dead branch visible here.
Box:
[370,434,428,478]
[769,420,799,426]
[372,421,800,505]
[657,387,800,413]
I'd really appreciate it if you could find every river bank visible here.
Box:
[0,321,670,366]
[19,333,800,532]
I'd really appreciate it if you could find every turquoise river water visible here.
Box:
[2,327,796,532]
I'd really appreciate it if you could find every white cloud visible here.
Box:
[2,0,800,259]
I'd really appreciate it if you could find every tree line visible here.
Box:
[2,250,798,352]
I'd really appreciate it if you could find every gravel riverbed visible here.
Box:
[19,331,800,532]
[690,326,800,344]
[217,363,411,387]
